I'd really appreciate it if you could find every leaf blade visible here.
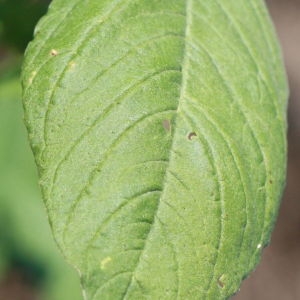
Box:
[22,0,288,299]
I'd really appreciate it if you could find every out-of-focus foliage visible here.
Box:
[0,0,50,51]
[0,0,82,299]
[0,74,82,299]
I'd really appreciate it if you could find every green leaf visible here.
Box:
[22,0,288,299]
[0,77,82,300]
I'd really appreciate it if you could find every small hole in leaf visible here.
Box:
[188,132,197,140]
[162,120,171,132]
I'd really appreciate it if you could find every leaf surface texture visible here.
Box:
[22,0,288,299]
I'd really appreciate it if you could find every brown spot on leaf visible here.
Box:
[188,132,197,140]
[162,120,171,132]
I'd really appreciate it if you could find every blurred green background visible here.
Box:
[0,0,82,299]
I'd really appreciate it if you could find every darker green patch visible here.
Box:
[0,0,50,52]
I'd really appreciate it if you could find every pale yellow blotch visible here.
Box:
[68,61,76,69]
[257,243,262,249]
[218,274,227,289]
[100,256,112,270]
[28,71,37,85]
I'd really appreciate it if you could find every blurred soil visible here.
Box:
[0,269,40,300]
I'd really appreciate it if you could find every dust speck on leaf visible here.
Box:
[50,49,58,56]
[188,132,197,140]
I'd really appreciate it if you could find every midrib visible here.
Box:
[121,0,193,299]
